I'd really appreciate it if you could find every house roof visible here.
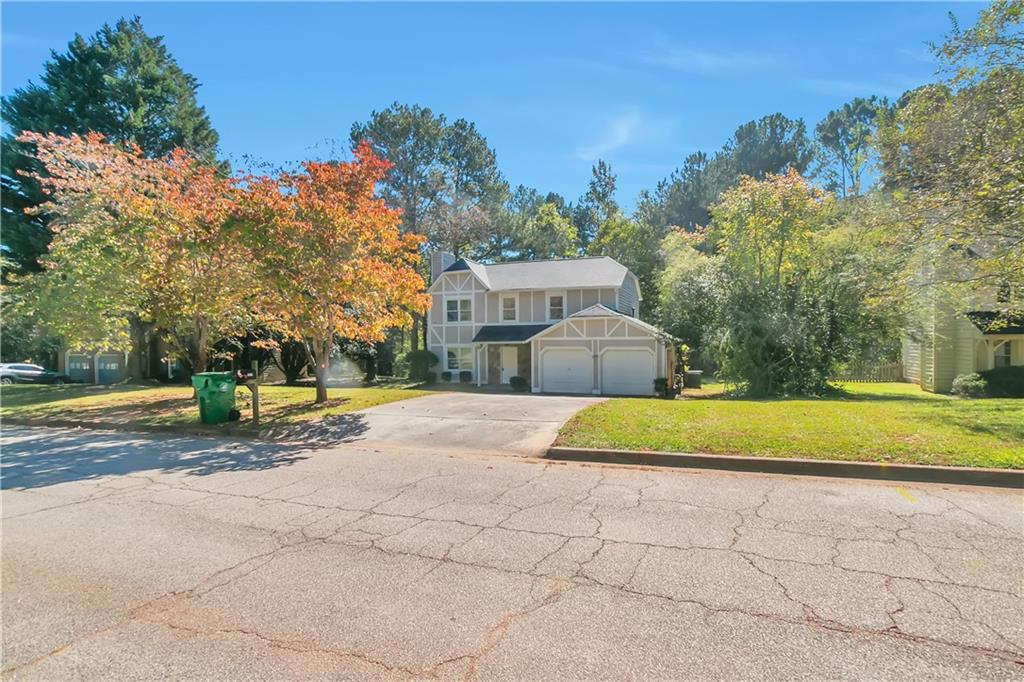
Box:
[472,324,552,343]
[966,311,1024,335]
[442,256,630,292]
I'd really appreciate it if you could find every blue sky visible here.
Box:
[2,2,977,210]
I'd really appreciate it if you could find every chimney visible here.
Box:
[430,251,456,283]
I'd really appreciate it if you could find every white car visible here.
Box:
[0,363,72,385]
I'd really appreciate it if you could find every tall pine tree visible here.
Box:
[1,17,220,273]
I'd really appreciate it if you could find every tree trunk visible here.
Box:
[310,337,331,404]
[411,317,420,352]
[192,317,209,375]
[127,316,150,382]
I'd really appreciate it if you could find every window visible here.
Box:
[995,341,1012,368]
[501,295,517,322]
[548,294,564,320]
[446,347,472,371]
[446,298,472,323]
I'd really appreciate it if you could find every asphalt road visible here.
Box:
[2,426,1022,680]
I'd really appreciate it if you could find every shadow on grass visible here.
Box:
[0,384,155,409]
[1,414,371,490]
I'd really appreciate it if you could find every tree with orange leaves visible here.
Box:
[15,131,255,375]
[239,142,430,403]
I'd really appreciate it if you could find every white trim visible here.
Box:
[443,295,474,324]
[500,294,518,323]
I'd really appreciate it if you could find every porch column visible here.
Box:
[476,345,484,387]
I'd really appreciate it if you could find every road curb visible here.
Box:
[545,446,1024,488]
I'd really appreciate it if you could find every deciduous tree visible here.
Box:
[239,143,430,403]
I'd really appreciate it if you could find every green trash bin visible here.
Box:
[191,372,237,424]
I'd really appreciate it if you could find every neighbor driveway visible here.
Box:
[351,391,602,457]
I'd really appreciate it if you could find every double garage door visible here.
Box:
[541,347,655,396]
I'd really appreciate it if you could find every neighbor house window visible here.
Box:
[548,294,564,320]
[446,346,472,371]
[995,341,1012,368]
[446,298,472,322]
[501,295,517,322]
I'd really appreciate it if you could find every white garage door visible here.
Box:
[541,348,594,394]
[601,349,655,395]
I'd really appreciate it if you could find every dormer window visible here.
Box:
[501,295,517,322]
[548,294,564,320]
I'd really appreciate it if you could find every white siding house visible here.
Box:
[427,253,674,395]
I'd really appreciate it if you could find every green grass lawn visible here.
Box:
[0,383,431,434]
[557,382,1024,468]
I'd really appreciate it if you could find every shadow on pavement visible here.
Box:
[1,414,370,490]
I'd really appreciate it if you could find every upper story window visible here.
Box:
[501,295,517,322]
[548,294,564,321]
[446,297,472,323]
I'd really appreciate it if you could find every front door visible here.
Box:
[500,346,518,384]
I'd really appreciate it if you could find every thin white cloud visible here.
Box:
[576,111,642,161]
[639,40,779,76]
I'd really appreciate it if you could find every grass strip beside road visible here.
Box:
[557,382,1024,469]
[0,383,431,435]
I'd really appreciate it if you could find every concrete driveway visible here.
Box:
[349,391,603,457]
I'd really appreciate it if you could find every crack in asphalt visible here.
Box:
[4,450,1023,676]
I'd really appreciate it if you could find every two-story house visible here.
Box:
[427,252,676,395]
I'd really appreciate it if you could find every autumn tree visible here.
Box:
[1,17,219,275]
[240,143,430,403]
[15,132,252,375]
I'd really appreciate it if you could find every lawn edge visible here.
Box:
[546,446,1024,488]
[0,417,297,442]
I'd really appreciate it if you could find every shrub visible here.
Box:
[459,370,472,383]
[405,349,439,381]
[441,371,452,382]
[951,373,988,398]
[509,375,529,392]
[978,365,1024,398]
[423,370,436,385]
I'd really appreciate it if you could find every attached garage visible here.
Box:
[541,347,594,394]
[530,304,676,397]
[600,348,655,396]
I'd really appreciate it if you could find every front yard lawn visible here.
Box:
[556,382,1024,469]
[0,383,431,435]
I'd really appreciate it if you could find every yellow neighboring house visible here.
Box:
[902,306,1024,393]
